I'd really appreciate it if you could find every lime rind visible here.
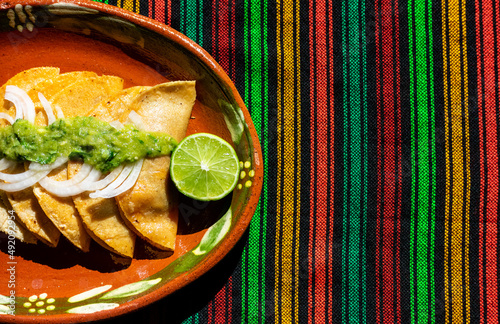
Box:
[171,133,240,201]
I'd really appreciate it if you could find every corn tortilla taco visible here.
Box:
[115,81,196,251]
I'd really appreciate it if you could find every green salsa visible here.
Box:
[0,117,177,172]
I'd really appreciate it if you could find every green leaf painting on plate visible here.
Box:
[193,206,232,256]
[174,206,232,273]
[66,303,119,314]
[219,99,246,145]
[0,305,10,314]
[100,278,162,300]
[0,295,10,305]
[63,279,161,315]
[68,285,113,303]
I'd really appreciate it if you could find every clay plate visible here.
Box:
[0,0,263,322]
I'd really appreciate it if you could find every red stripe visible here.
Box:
[210,2,235,319]
[375,0,401,322]
[212,0,236,80]
[207,300,213,323]
[476,0,499,321]
[148,0,166,23]
[227,279,232,322]
[308,0,334,322]
[166,0,171,25]
[214,278,232,322]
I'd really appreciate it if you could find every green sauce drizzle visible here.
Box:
[0,117,177,172]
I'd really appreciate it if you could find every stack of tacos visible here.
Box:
[0,67,196,257]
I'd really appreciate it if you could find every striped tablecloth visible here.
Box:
[99,0,500,323]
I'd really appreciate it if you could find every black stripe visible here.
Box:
[138,0,148,17]
[271,0,285,318]
[107,0,119,7]
[366,0,381,319]
[169,0,180,30]
[262,0,281,318]
[432,0,447,319]
[263,0,278,319]
[398,0,412,320]
[458,0,468,318]
[297,0,313,320]
[331,0,345,322]
[466,0,480,320]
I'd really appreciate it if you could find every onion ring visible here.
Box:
[5,85,35,123]
[39,164,102,197]
[81,165,124,191]
[89,163,135,198]
[38,92,56,124]
[0,113,14,125]
[90,159,143,199]
[0,169,51,192]
[0,158,15,171]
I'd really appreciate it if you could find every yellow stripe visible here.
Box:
[275,0,301,322]
[442,0,470,322]
[121,0,139,13]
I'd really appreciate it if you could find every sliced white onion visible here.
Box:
[89,163,134,198]
[89,162,137,198]
[0,169,51,192]
[0,156,69,190]
[5,85,35,123]
[81,165,124,191]
[90,159,143,199]
[29,156,68,171]
[0,169,41,182]
[54,104,64,119]
[0,113,14,125]
[73,167,102,189]
[109,120,124,130]
[39,163,92,189]
[38,92,56,124]
[7,87,24,122]
[0,158,15,171]
[104,158,143,197]
[127,111,144,130]
[38,164,101,197]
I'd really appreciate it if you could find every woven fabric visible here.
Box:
[97,0,500,322]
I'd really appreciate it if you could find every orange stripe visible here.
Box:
[442,0,471,322]
[275,0,301,322]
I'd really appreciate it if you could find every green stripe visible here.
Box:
[242,0,268,322]
[408,0,436,322]
[181,313,199,324]
[91,0,109,5]
[341,0,367,322]
[179,0,203,46]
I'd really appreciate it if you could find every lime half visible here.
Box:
[170,133,240,201]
